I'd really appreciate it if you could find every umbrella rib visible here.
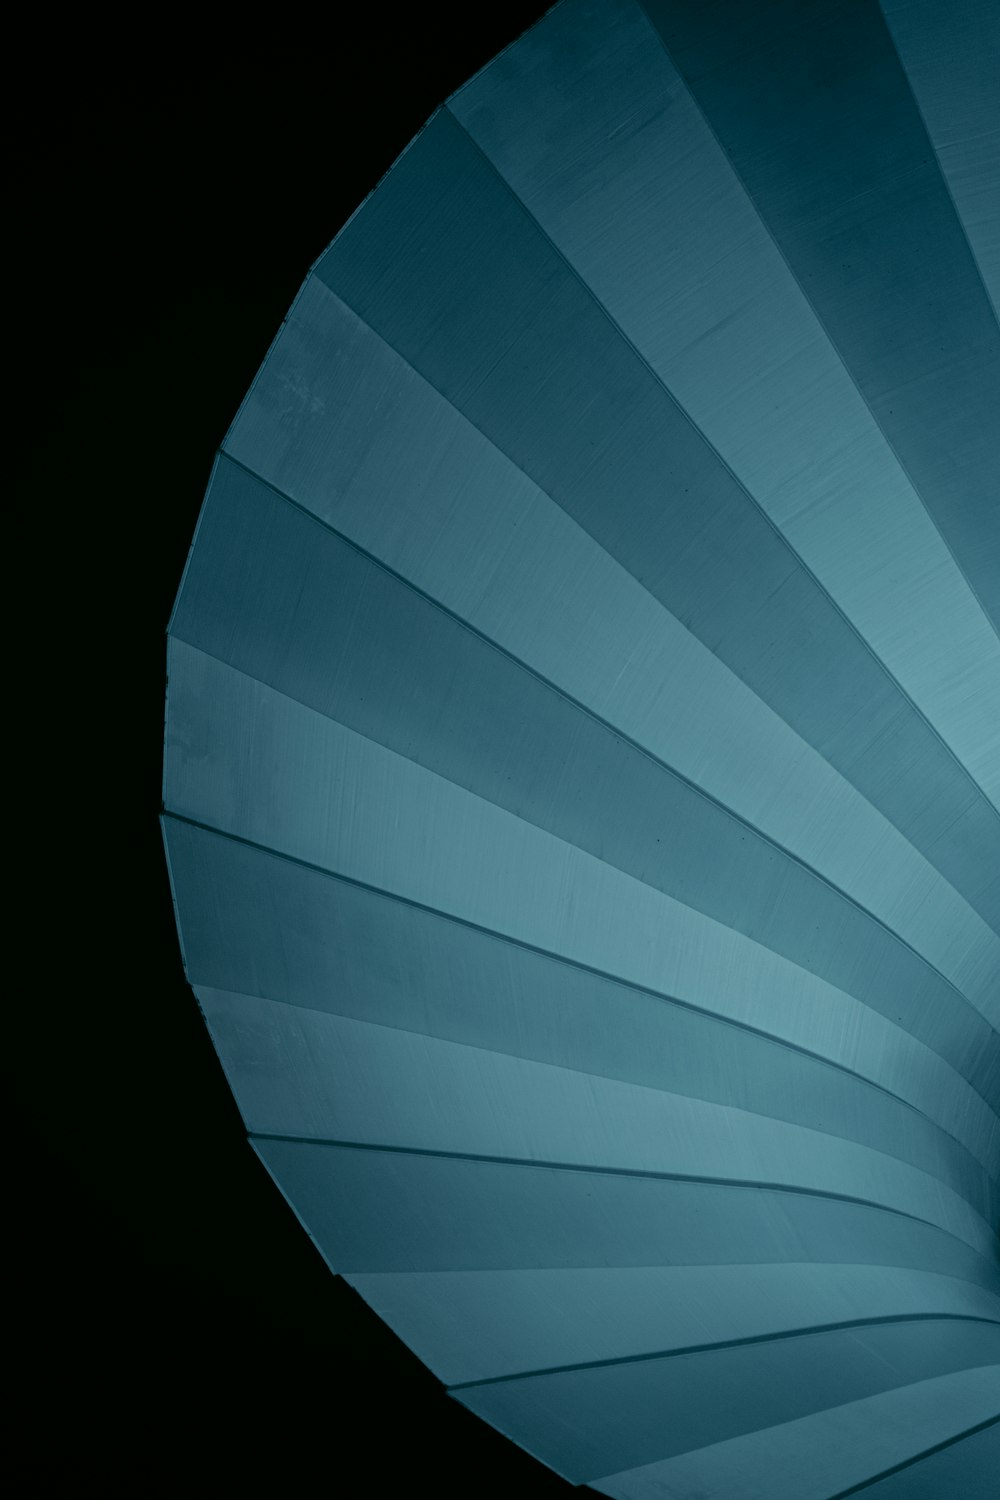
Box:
[631,0,1000,650]
[162,811,977,1132]
[444,107,1000,746]
[210,451,1000,1044]
[446,1312,1000,1391]
[248,1129,1000,1258]
[822,1411,1000,1500]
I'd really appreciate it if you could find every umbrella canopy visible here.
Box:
[162,0,1000,1493]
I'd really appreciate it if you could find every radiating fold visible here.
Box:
[253,1139,1000,1288]
[879,0,1000,320]
[592,1370,1000,1499]
[170,462,1000,1087]
[644,0,1000,630]
[163,819,999,1197]
[163,647,1000,1163]
[225,281,1000,1015]
[163,1,1000,1493]
[347,1265,1000,1386]
[453,1318,1000,1482]
[450,0,1000,808]
[313,108,1000,929]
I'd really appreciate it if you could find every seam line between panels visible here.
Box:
[202,455,1000,1066]
[167,808,1000,1196]
[300,245,1000,907]
[446,1313,1000,1391]
[825,1411,1000,1500]
[875,5,1000,331]
[436,101,1000,819]
[164,451,224,639]
[632,0,1000,650]
[207,971,997,1213]
[248,1130,999,1256]
[443,3,565,115]
[162,809,978,1135]
[219,272,328,462]
[448,96,1000,759]
[221,999,999,1227]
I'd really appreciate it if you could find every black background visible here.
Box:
[22,8,580,1494]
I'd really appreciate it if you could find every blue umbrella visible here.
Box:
[163,0,1000,1493]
